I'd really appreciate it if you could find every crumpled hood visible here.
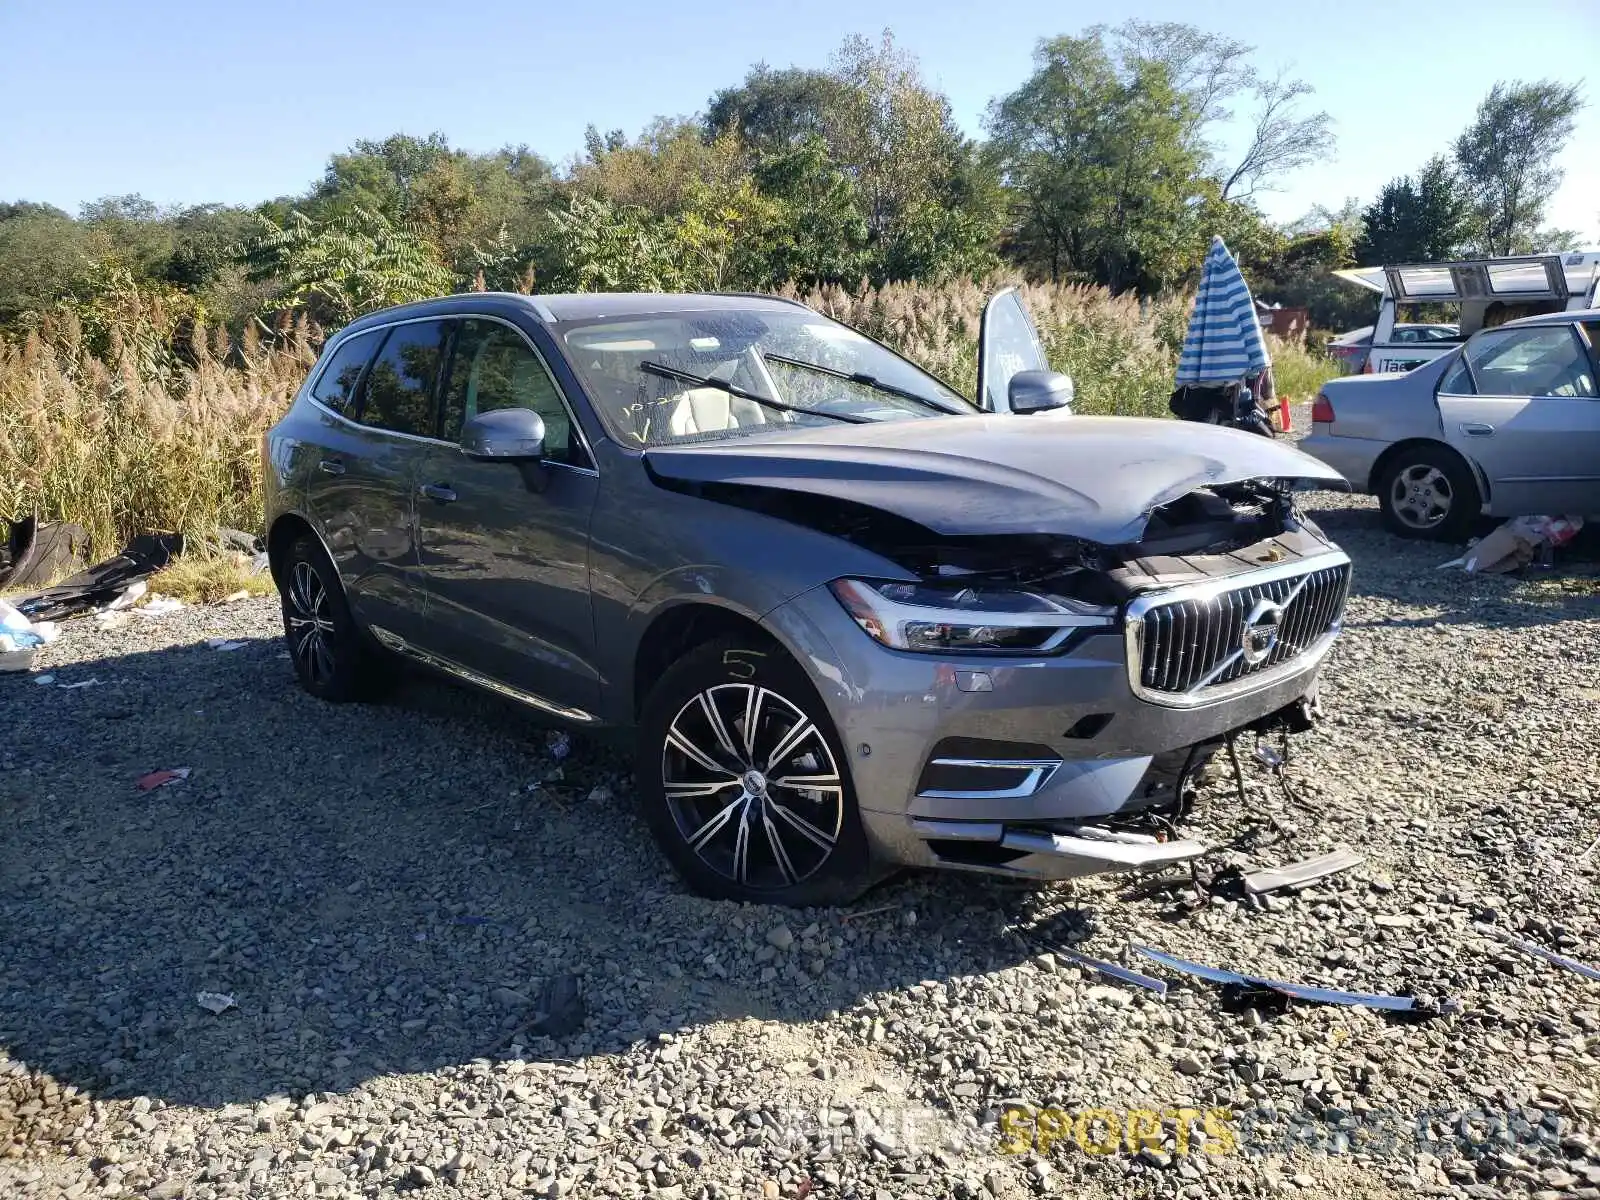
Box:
[643,414,1347,545]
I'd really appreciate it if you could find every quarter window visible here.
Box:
[311,330,382,415]
[1438,354,1474,395]
[441,319,581,465]
[360,321,451,437]
[1463,326,1596,398]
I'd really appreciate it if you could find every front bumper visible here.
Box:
[762,558,1345,881]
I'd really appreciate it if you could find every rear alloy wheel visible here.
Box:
[1377,446,1479,542]
[637,638,875,905]
[279,535,385,702]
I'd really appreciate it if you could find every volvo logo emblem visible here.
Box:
[1240,598,1284,665]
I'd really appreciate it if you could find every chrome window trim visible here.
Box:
[305,311,600,476]
[1124,550,1351,710]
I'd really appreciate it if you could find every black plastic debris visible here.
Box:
[0,517,88,592]
[1483,926,1600,984]
[1132,944,1455,1014]
[14,532,184,622]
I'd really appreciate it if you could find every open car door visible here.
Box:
[978,288,1066,414]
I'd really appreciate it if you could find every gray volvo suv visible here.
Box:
[263,289,1352,905]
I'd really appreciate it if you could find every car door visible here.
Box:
[411,316,601,719]
[304,320,447,646]
[1438,322,1600,516]
[977,287,1051,413]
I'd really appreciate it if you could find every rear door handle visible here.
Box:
[418,482,457,503]
[1459,422,1495,437]
[318,458,346,476]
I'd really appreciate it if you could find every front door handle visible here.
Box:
[318,458,346,476]
[418,482,458,503]
[1459,422,1495,437]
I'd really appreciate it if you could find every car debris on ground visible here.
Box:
[1480,925,1600,984]
[1438,514,1585,574]
[11,532,183,621]
[134,767,191,791]
[1241,848,1365,894]
[1132,944,1458,1014]
[0,598,60,673]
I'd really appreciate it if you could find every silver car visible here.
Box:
[1303,310,1600,540]
[263,289,1352,906]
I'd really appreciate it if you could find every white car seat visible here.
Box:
[663,387,768,437]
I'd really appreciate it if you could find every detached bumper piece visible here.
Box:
[913,817,1206,881]
[1133,945,1459,1016]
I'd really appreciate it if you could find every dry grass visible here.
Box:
[0,306,317,556]
[1,281,1339,550]
[151,554,276,605]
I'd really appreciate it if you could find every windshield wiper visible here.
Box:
[760,352,954,414]
[639,360,868,424]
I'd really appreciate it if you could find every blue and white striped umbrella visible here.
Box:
[1174,236,1270,385]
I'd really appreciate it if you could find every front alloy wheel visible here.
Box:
[637,637,876,906]
[663,683,844,889]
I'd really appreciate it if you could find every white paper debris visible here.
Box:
[58,678,103,689]
[207,639,247,651]
[136,595,184,617]
[106,580,148,611]
[195,991,237,1015]
[33,674,55,685]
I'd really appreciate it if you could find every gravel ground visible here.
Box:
[4,467,1600,1199]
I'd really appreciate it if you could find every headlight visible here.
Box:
[828,578,1115,654]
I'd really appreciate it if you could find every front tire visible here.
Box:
[1377,445,1480,542]
[636,637,875,906]
[279,535,385,702]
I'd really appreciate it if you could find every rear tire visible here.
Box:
[1376,445,1480,542]
[279,535,386,702]
[636,636,876,906]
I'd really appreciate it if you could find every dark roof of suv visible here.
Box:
[335,291,810,338]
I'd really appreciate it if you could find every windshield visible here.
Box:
[558,308,973,447]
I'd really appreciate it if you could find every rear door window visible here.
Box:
[359,320,451,438]
[311,330,382,415]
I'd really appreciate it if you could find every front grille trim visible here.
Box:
[1124,551,1351,709]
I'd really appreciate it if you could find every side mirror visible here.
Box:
[461,408,546,460]
[1008,370,1074,414]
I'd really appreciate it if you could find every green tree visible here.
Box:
[241,207,453,325]
[986,34,1205,291]
[704,65,841,153]
[1110,22,1334,199]
[1453,80,1585,255]
[749,135,870,286]
[542,194,691,293]
[0,204,96,324]
[1355,156,1474,265]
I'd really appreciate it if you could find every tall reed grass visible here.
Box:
[0,282,1337,552]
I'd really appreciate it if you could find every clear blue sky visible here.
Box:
[2,0,1596,240]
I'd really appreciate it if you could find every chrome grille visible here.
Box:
[1135,559,1350,698]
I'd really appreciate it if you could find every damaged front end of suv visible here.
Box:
[644,415,1351,884]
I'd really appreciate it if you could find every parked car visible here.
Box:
[1303,309,1600,540]
[263,289,1351,905]
[1331,252,1600,375]
[1327,324,1459,375]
